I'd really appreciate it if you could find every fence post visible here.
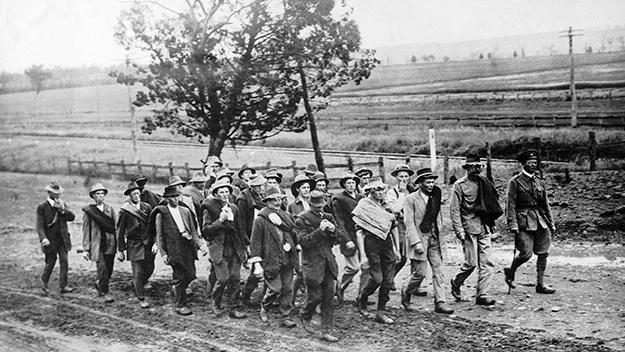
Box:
[486,142,493,182]
[378,157,385,183]
[169,162,174,177]
[291,160,298,179]
[266,161,272,169]
[533,137,542,177]
[67,157,72,174]
[565,168,571,183]
[52,158,57,174]
[184,162,190,179]
[137,160,142,174]
[443,152,449,184]
[37,158,42,174]
[78,158,83,175]
[108,162,113,177]
[347,156,354,172]
[589,131,597,171]
[121,160,126,177]
[152,165,158,181]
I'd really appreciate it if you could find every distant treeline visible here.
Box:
[0,64,125,94]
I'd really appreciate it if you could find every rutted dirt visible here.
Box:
[0,170,624,351]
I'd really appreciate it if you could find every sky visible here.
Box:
[1,0,624,73]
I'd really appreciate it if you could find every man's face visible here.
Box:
[216,187,230,202]
[129,189,141,204]
[315,180,327,192]
[524,160,538,174]
[193,181,205,190]
[419,178,435,193]
[370,187,386,201]
[344,179,357,193]
[242,170,253,181]
[251,183,266,197]
[360,174,371,185]
[396,171,410,184]
[166,196,178,207]
[93,190,106,204]
[48,191,59,201]
[266,178,279,189]
[298,183,311,198]
[467,164,482,177]
[174,184,184,192]
[267,198,281,210]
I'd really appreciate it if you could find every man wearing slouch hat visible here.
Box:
[82,183,117,303]
[117,181,156,308]
[249,187,299,328]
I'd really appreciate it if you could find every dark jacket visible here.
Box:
[82,202,117,262]
[295,210,349,285]
[201,197,247,264]
[506,172,554,232]
[117,201,154,261]
[141,189,162,209]
[236,188,266,241]
[249,208,299,279]
[36,200,76,252]
[331,190,363,256]
[287,197,308,217]
[153,205,202,275]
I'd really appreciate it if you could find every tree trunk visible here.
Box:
[298,63,325,173]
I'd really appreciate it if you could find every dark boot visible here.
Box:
[450,279,462,301]
[536,270,556,294]
[434,302,454,314]
[504,268,516,289]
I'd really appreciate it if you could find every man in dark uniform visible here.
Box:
[36,181,76,295]
[504,149,557,294]
[117,182,156,308]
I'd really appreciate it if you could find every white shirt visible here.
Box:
[47,198,56,207]
[522,169,535,178]
[168,205,187,234]
[96,203,104,212]
[419,189,429,204]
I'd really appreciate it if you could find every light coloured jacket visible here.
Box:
[403,190,446,261]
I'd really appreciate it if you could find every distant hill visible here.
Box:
[374,26,625,65]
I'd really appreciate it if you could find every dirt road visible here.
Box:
[1,171,624,351]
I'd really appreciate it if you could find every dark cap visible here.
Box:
[517,149,538,164]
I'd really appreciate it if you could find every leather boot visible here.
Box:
[450,279,462,301]
[536,270,556,294]
[401,288,416,312]
[434,302,454,315]
[504,268,516,289]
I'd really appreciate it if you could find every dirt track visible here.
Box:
[1,171,624,351]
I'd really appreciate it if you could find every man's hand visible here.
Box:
[414,242,424,254]
[252,263,264,279]
[41,238,50,247]
[162,254,170,265]
[551,225,556,232]
[54,200,65,212]
[116,251,125,262]
[346,241,356,250]
[151,243,158,255]
[218,209,229,222]
[360,257,369,271]
[199,244,208,257]
[82,250,90,261]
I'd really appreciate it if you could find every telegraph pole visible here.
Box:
[559,27,583,127]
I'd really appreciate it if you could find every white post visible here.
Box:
[429,128,436,171]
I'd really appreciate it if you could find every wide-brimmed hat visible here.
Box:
[237,164,256,179]
[303,164,318,177]
[362,177,387,192]
[247,174,267,187]
[162,185,181,198]
[264,168,283,183]
[205,156,223,167]
[89,182,108,198]
[168,175,186,187]
[291,175,316,197]
[130,175,149,187]
[414,168,438,184]
[462,154,482,169]
[189,171,208,183]
[44,181,64,194]
[308,190,326,207]
[339,172,361,189]
[517,149,538,164]
[124,181,142,196]
[210,179,234,196]
[216,168,233,183]
[354,167,373,179]
[312,171,329,185]
[262,187,287,202]
[391,164,415,178]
